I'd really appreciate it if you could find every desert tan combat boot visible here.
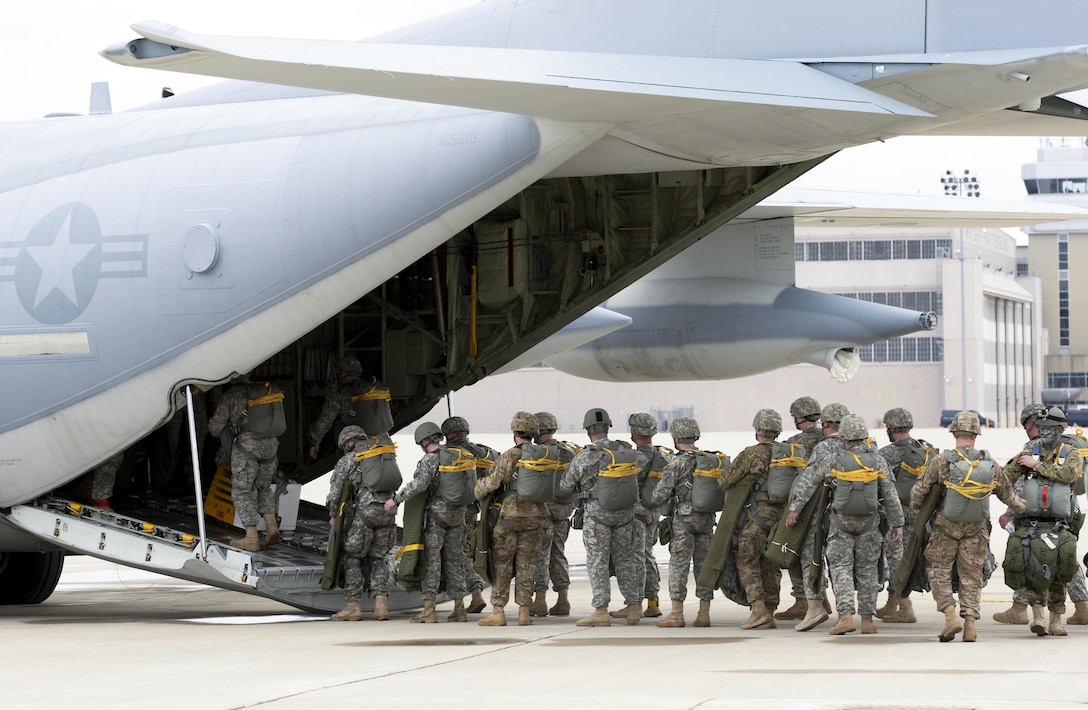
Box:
[886,595,917,623]
[938,606,963,642]
[1065,600,1088,624]
[962,616,977,642]
[478,606,507,626]
[795,604,829,632]
[411,599,437,623]
[656,601,686,628]
[610,604,637,619]
[627,603,643,626]
[529,591,548,617]
[1030,604,1048,636]
[262,513,280,546]
[372,595,389,621]
[741,599,774,630]
[576,606,612,627]
[860,616,877,634]
[1049,610,1068,637]
[467,588,487,613]
[331,600,364,621]
[518,604,532,626]
[994,601,1028,624]
[229,526,260,552]
[447,598,468,622]
[874,594,897,620]
[549,589,570,616]
[644,598,662,618]
[774,597,807,620]
[828,614,856,635]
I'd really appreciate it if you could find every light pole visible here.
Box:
[940,169,981,411]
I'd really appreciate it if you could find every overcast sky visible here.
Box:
[0,1,1048,202]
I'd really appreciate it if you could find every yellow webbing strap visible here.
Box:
[693,450,724,478]
[476,458,495,471]
[831,451,884,483]
[942,449,997,500]
[354,444,397,461]
[521,455,560,471]
[395,543,424,560]
[350,381,392,403]
[600,447,639,478]
[648,470,664,480]
[439,449,476,473]
[899,447,934,478]
[247,382,284,408]
[771,443,807,469]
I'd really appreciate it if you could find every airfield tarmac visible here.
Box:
[5,427,1088,709]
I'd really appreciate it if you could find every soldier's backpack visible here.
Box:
[1003,520,1079,594]
[893,439,938,505]
[552,441,580,504]
[515,441,560,503]
[940,448,995,523]
[690,450,729,513]
[591,440,639,511]
[347,378,394,436]
[829,444,884,516]
[437,445,477,506]
[1062,430,1088,495]
[353,434,402,493]
[767,442,807,505]
[241,381,287,438]
[641,446,675,507]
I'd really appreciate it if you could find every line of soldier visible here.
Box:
[322,394,1088,643]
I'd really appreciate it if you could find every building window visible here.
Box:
[857,336,943,363]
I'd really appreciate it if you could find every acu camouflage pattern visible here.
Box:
[820,402,849,425]
[788,434,845,600]
[651,450,715,602]
[91,452,124,501]
[883,407,914,430]
[789,396,822,419]
[670,417,700,440]
[628,412,659,437]
[559,437,644,608]
[781,423,822,599]
[838,413,868,441]
[911,445,1023,618]
[327,449,396,600]
[632,442,662,599]
[533,441,579,594]
[208,385,281,527]
[878,436,923,592]
[719,440,782,607]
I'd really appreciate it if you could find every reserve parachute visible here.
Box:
[829,445,884,515]
[241,381,286,438]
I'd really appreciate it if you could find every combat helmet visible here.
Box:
[441,416,470,436]
[534,411,558,432]
[510,411,539,436]
[628,413,659,437]
[1036,406,1068,429]
[883,407,913,430]
[414,422,443,445]
[820,403,850,426]
[789,396,822,419]
[948,411,981,435]
[752,408,782,433]
[337,425,367,451]
[1020,403,1045,426]
[582,408,612,428]
[839,414,868,441]
[335,356,363,376]
[670,417,701,440]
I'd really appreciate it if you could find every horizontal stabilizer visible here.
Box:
[101,22,934,124]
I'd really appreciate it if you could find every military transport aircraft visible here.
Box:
[4,0,1088,611]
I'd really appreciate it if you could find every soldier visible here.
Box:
[775,395,827,622]
[719,408,785,630]
[327,426,399,622]
[649,417,720,628]
[473,412,551,626]
[800,414,903,635]
[1000,405,1082,637]
[910,411,1025,642]
[529,412,579,617]
[558,408,644,627]
[784,402,850,631]
[611,412,666,620]
[995,403,1088,626]
[207,377,286,552]
[87,452,124,512]
[442,416,494,616]
[384,422,472,623]
[876,407,934,624]
[308,357,393,459]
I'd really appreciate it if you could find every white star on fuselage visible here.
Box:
[26,211,95,308]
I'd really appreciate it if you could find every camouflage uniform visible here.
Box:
[327,443,396,601]
[633,442,662,602]
[911,445,1022,620]
[782,425,823,603]
[474,444,547,607]
[392,449,470,601]
[649,451,715,603]
[308,366,392,451]
[821,439,904,618]
[878,436,923,588]
[207,384,279,527]
[720,440,781,608]
[559,437,645,609]
[534,441,578,595]
[91,452,124,502]
[788,434,844,602]
[446,434,495,598]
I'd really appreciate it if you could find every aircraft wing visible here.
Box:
[103,22,932,123]
[741,188,1088,228]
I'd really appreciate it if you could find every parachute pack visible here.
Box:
[590,440,639,511]
[767,442,806,505]
[1065,430,1088,495]
[348,379,394,436]
[515,441,561,503]
[551,441,580,503]
[353,434,402,493]
[940,448,995,523]
[690,450,728,513]
[829,445,884,516]
[893,439,937,505]
[437,445,477,506]
[1003,520,1079,594]
[641,446,675,507]
[241,381,287,438]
